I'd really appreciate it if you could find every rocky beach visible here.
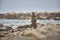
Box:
[0,23,60,40]
[0,12,60,40]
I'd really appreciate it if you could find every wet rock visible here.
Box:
[0,24,3,27]
[16,25,31,31]
[0,25,13,37]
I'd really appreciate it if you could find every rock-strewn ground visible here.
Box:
[0,24,60,40]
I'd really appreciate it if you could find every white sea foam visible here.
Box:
[0,19,60,29]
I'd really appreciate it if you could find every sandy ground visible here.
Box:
[1,32,35,40]
[1,24,60,40]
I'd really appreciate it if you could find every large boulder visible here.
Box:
[0,25,13,37]
[0,26,8,37]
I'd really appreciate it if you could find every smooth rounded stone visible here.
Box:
[0,27,8,30]
[43,34,60,40]
[0,30,8,37]
[0,37,3,40]
[39,24,60,35]
[0,26,13,38]
[0,33,8,37]
[0,23,3,27]
[0,27,8,37]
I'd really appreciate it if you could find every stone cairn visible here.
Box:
[31,12,37,28]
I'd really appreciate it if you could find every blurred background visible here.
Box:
[0,0,60,13]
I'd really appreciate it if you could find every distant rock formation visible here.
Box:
[0,12,60,20]
[36,12,60,20]
[0,14,4,18]
[4,12,16,19]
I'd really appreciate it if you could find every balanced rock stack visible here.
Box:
[31,12,37,28]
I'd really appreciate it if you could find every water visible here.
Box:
[0,19,31,29]
[0,19,60,29]
[37,20,60,24]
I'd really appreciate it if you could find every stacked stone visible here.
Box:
[31,12,37,28]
